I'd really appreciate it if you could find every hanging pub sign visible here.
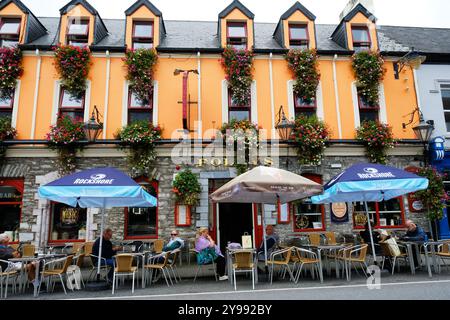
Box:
[61,208,80,225]
[330,202,349,223]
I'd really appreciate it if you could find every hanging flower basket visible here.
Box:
[172,168,201,206]
[285,49,320,101]
[0,117,17,167]
[54,45,92,98]
[123,49,158,105]
[221,47,254,107]
[356,120,396,164]
[352,51,385,106]
[46,115,86,175]
[0,47,23,99]
[116,120,162,176]
[415,167,447,221]
[291,115,330,165]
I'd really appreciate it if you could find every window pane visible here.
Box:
[61,91,83,108]
[229,43,247,50]
[50,203,87,241]
[128,110,153,124]
[60,110,84,121]
[378,199,403,227]
[295,109,316,118]
[0,95,12,108]
[68,40,88,47]
[441,90,450,110]
[1,39,19,48]
[133,42,153,49]
[290,26,307,40]
[360,110,379,122]
[230,110,250,121]
[130,91,149,108]
[134,23,153,38]
[127,182,157,237]
[0,20,20,35]
[228,25,246,37]
[290,43,309,50]
[352,28,370,42]
[445,113,450,132]
[0,181,22,235]
[68,23,89,35]
[295,96,316,108]
[294,199,323,230]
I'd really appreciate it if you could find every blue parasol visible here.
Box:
[38,167,157,282]
[311,163,428,264]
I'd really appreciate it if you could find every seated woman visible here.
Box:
[163,230,184,252]
[359,222,389,255]
[195,227,228,281]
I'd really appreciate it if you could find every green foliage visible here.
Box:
[356,120,396,164]
[285,49,320,101]
[0,117,17,167]
[124,49,158,105]
[415,167,446,221]
[116,120,162,176]
[221,47,254,106]
[291,115,330,165]
[54,45,91,98]
[352,51,385,106]
[172,169,202,206]
[0,47,23,99]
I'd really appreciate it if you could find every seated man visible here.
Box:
[400,220,428,268]
[0,233,38,286]
[163,230,184,252]
[257,225,279,261]
[92,228,122,282]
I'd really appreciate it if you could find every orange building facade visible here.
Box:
[0,0,429,249]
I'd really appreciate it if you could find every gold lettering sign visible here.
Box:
[196,157,274,167]
[354,212,367,226]
[61,208,79,225]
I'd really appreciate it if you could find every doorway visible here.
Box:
[218,203,253,253]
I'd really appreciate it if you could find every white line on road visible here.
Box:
[66,279,450,300]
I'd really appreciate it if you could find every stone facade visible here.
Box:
[1,146,430,248]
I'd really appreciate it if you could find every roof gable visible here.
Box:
[60,0,98,15]
[219,0,254,19]
[0,0,29,13]
[280,1,316,21]
[342,3,376,23]
[125,0,162,16]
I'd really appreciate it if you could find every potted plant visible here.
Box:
[46,115,86,175]
[116,120,162,176]
[172,168,201,206]
[0,117,17,167]
[356,120,396,164]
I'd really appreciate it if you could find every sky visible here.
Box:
[21,0,450,28]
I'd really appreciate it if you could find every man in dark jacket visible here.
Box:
[92,228,121,282]
[401,220,428,267]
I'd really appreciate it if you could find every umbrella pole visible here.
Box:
[364,201,378,265]
[262,204,268,268]
[97,204,105,280]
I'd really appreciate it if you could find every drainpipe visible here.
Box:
[197,51,202,139]
[103,50,111,139]
[30,49,41,139]
[269,52,275,139]
[332,54,343,139]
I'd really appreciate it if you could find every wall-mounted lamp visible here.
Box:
[393,48,426,79]
[83,105,103,142]
[275,105,295,141]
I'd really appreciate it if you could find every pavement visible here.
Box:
[6,261,450,300]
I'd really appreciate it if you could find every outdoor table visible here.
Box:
[9,254,67,297]
[226,248,258,286]
[397,241,440,278]
[298,244,347,282]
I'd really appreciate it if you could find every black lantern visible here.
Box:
[275,105,295,141]
[413,120,434,144]
[84,105,103,142]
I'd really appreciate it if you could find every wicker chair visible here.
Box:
[436,241,450,271]
[308,234,321,246]
[292,247,322,283]
[153,239,165,254]
[21,244,35,257]
[267,247,295,284]
[144,251,172,287]
[38,255,74,295]
[230,250,255,290]
[337,244,369,281]
[112,254,137,294]
[324,232,338,245]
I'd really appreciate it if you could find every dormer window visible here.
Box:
[0,18,21,48]
[227,22,247,50]
[289,24,309,49]
[352,26,371,52]
[132,21,153,50]
[66,18,89,47]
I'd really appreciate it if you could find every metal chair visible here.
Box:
[167,249,182,283]
[21,244,35,257]
[308,234,321,246]
[0,260,19,298]
[230,249,255,290]
[436,241,450,272]
[337,244,369,281]
[152,239,165,254]
[267,247,295,284]
[112,254,137,294]
[38,255,74,295]
[292,247,322,283]
[193,251,218,282]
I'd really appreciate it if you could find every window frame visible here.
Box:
[0,91,14,111]
[358,93,379,122]
[352,197,406,230]
[351,26,371,51]
[292,174,326,233]
[440,85,450,133]
[132,20,154,50]
[66,17,89,46]
[288,23,309,49]
[228,88,251,121]
[0,17,21,48]
[58,88,86,121]
[294,93,317,118]
[124,178,158,240]
[127,87,153,124]
[226,21,248,49]
[0,178,24,244]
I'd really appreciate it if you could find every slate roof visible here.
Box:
[19,16,450,56]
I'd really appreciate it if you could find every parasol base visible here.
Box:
[85,280,110,291]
